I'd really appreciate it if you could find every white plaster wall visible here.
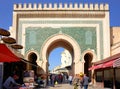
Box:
[102,12,110,58]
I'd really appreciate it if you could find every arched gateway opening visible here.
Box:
[41,33,81,75]
[84,53,93,78]
[28,52,38,74]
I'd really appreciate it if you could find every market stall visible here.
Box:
[89,53,120,89]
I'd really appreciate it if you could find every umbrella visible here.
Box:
[11,44,23,49]
[1,37,16,44]
[0,28,10,36]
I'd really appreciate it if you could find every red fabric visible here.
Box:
[102,60,114,68]
[88,66,95,70]
[89,60,114,71]
[0,44,20,62]
[94,64,103,70]
[88,64,103,70]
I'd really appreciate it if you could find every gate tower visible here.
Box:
[10,3,110,76]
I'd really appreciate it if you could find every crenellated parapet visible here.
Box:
[14,3,109,11]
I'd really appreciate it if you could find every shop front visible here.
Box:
[113,58,120,89]
[89,53,120,89]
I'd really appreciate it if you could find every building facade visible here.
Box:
[61,49,72,68]
[9,3,111,77]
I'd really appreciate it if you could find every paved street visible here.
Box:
[39,83,106,89]
[44,83,73,89]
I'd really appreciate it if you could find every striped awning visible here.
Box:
[113,58,120,67]
[89,60,115,70]
[89,53,120,71]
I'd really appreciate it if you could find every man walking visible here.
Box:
[68,74,73,85]
[83,74,89,89]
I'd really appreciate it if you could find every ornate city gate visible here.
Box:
[10,3,110,76]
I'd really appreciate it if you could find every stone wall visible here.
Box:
[110,27,120,55]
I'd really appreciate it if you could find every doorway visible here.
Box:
[84,53,93,77]
[28,52,37,75]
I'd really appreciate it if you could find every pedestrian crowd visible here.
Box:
[2,70,90,89]
[68,73,90,89]
[49,73,67,87]
[48,72,90,89]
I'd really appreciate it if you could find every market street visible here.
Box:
[38,83,106,89]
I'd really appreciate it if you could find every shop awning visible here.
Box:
[89,60,115,70]
[94,64,103,70]
[113,58,120,67]
[89,60,116,70]
[102,60,114,68]
[0,44,20,62]
[89,53,120,71]
[88,66,95,70]
[88,64,103,70]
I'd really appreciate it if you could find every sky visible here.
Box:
[49,47,64,70]
[0,0,120,70]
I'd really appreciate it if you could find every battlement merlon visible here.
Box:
[13,3,109,11]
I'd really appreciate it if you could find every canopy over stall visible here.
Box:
[89,53,120,70]
[0,44,20,62]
